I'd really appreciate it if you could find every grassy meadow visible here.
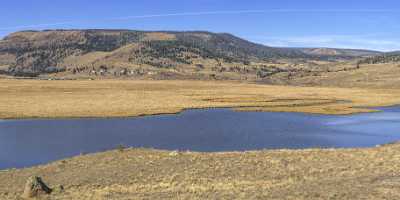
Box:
[1,79,400,119]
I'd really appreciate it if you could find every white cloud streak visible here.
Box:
[1,9,400,31]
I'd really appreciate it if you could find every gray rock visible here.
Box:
[21,176,52,199]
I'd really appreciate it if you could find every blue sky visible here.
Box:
[0,0,399,51]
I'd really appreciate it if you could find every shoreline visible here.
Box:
[0,97,398,121]
[1,143,400,199]
[0,105,383,121]
[1,140,399,171]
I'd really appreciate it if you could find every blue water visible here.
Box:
[0,107,399,169]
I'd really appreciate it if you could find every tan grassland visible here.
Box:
[1,144,400,199]
[1,79,400,119]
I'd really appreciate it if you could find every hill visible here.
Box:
[299,48,381,58]
[0,29,382,79]
[0,30,303,76]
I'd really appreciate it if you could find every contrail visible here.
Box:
[0,9,399,31]
[111,9,400,21]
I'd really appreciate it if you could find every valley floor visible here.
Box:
[1,79,400,119]
[1,79,400,199]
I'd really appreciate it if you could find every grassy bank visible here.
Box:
[1,79,400,119]
[1,144,400,199]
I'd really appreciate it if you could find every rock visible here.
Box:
[169,151,180,157]
[21,176,52,199]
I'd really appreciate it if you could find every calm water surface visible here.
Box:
[0,107,399,169]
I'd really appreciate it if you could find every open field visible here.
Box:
[1,79,400,199]
[1,79,400,119]
[1,143,400,199]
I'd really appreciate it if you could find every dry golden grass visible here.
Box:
[142,32,176,41]
[1,144,400,199]
[292,63,400,89]
[1,79,400,119]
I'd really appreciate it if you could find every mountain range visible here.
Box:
[0,29,394,79]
